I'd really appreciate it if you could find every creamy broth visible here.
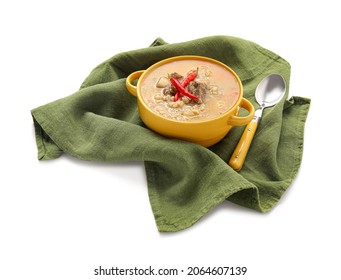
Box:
[140,59,240,122]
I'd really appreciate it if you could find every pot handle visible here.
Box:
[227,98,254,126]
[126,70,145,97]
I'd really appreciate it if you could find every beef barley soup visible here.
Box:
[140,59,240,122]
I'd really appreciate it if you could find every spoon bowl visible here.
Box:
[256,74,286,108]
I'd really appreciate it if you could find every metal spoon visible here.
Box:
[229,74,286,171]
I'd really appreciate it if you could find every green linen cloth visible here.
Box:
[31,36,310,232]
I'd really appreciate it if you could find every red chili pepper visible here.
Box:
[170,78,199,101]
[172,69,198,101]
[174,92,180,102]
[181,70,197,87]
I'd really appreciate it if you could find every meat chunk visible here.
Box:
[162,84,177,96]
[186,80,208,101]
[169,72,183,79]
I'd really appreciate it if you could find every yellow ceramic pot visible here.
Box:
[126,55,254,147]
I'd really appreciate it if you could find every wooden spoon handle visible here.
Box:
[228,120,258,171]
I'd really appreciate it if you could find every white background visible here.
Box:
[1,0,340,279]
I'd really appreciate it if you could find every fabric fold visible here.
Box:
[31,35,310,232]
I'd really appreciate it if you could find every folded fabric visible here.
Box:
[31,36,310,232]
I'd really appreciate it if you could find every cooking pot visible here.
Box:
[126,55,254,147]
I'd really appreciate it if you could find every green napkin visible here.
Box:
[31,36,310,232]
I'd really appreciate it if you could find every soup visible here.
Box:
[140,59,240,122]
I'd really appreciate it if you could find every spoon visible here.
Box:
[228,74,286,171]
